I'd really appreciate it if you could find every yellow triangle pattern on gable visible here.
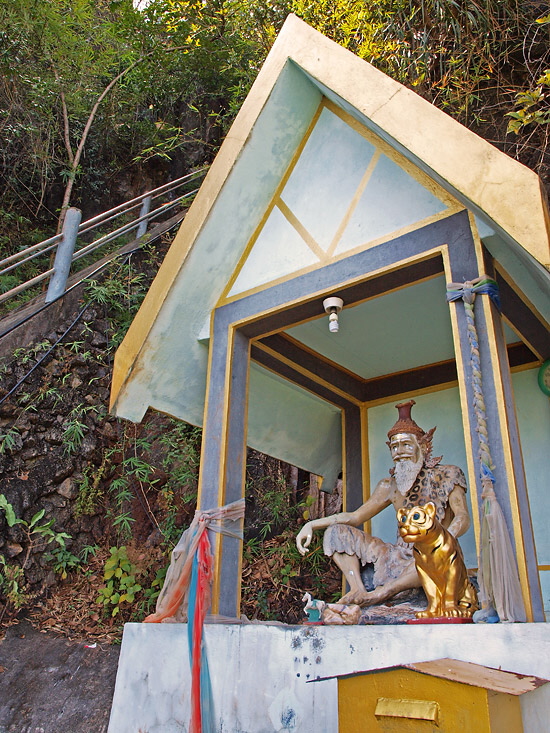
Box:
[224,102,461,302]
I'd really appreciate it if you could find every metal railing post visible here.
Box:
[45,207,82,303]
[136,196,151,238]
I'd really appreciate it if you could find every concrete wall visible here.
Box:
[108,622,550,733]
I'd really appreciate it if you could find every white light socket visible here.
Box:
[323,297,344,333]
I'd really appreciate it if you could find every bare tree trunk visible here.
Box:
[53,47,185,232]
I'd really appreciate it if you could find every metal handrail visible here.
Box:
[0,233,63,270]
[0,167,207,308]
[72,189,199,263]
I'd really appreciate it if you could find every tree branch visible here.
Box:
[57,46,186,231]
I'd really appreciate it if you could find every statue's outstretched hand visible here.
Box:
[296,522,314,556]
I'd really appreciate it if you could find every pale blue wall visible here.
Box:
[336,152,446,254]
[115,61,323,425]
[367,387,476,567]
[247,363,343,490]
[513,367,550,614]
[229,105,451,298]
[281,106,376,250]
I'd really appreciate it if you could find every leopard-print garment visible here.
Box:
[323,464,468,586]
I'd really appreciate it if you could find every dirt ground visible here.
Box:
[0,618,120,733]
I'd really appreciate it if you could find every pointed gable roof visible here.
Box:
[111,15,549,475]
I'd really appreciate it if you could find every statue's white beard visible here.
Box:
[394,456,424,495]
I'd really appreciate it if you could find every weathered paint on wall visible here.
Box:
[248,364,343,490]
[514,367,550,615]
[108,622,550,733]
[111,60,322,425]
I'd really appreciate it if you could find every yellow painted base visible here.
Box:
[338,668,524,732]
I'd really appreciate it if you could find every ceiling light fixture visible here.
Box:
[322,296,344,333]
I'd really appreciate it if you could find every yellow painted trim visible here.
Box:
[252,346,349,410]
[221,258,337,306]
[341,411,347,513]
[220,211,455,305]
[196,309,216,508]
[277,198,327,260]
[219,95,464,306]
[325,99,462,213]
[470,214,537,620]
[252,339,362,405]
[361,403,372,535]
[287,266,445,336]
[326,150,381,258]
[364,378,460,409]
[196,312,225,612]
[219,200,278,304]
[209,326,237,613]
[228,248,446,336]
[494,262,550,362]
[275,333,369,382]
[505,342,541,373]
[328,208,460,262]
[219,103,325,304]
[340,409,348,597]
[482,298,535,621]
[538,565,550,571]
[254,334,469,412]
[510,359,542,373]
[221,331,250,617]
[209,324,251,615]
[441,244,482,557]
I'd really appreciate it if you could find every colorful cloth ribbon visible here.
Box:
[144,498,245,732]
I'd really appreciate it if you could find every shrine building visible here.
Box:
[108,15,550,732]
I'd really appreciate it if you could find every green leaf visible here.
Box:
[29,509,46,527]
[4,505,19,527]
[0,495,21,527]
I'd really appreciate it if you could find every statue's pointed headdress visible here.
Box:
[387,400,441,467]
[387,400,424,440]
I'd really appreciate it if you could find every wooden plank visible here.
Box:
[406,658,549,695]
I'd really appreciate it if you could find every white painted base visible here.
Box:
[108,622,550,733]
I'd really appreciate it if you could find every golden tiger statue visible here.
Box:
[397,502,479,619]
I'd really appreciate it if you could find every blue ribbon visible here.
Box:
[188,546,215,732]
[446,277,501,311]
[481,462,496,484]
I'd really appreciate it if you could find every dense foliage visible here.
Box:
[1,0,548,251]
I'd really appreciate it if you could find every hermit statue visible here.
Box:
[296,400,471,607]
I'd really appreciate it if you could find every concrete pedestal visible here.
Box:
[108,622,550,733]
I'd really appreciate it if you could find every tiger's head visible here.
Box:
[397,502,437,544]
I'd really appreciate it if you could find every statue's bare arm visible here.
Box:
[296,479,392,556]
[446,485,470,538]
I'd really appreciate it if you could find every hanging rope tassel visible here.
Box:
[447,276,526,622]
